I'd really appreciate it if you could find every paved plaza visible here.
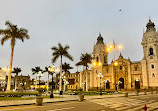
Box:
[0,93,158,111]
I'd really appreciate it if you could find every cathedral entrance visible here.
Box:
[106,80,110,90]
[135,78,140,89]
[118,78,124,89]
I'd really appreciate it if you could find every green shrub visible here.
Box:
[0,92,39,97]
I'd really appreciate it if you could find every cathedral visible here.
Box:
[78,19,158,91]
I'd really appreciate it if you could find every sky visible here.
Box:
[0,0,158,80]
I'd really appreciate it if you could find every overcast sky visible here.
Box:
[0,0,158,80]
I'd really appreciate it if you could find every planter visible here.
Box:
[144,91,147,95]
[124,92,128,97]
[36,97,43,106]
[79,94,84,102]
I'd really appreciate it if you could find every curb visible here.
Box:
[0,99,79,107]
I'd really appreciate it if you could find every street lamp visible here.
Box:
[37,71,43,94]
[2,67,10,92]
[114,61,118,91]
[98,72,103,95]
[60,73,66,95]
[48,65,59,98]
[106,42,123,60]
[92,62,102,90]
[63,80,69,91]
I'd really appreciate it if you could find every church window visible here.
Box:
[151,64,154,69]
[149,48,154,56]
[107,69,109,73]
[104,56,106,63]
[96,57,99,62]
[152,73,155,78]
[135,66,138,71]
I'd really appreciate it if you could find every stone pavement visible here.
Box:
[0,91,155,107]
[89,93,158,111]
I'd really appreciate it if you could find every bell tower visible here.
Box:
[141,18,158,88]
[92,33,108,65]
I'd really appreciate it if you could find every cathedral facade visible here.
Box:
[79,19,158,90]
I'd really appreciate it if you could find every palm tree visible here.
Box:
[12,67,22,90]
[76,53,92,91]
[31,67,42,90]
[62,62,73,74]
[12,67,22,76]
[0,21,29,92]
[51,43,73,92]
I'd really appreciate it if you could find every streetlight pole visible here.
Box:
[37,71,43,95]
[48,65,59,98]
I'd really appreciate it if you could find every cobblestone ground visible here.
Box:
[88,94,158,111]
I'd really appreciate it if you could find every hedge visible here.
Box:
[0,92,39,97]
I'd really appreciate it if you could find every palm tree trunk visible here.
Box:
[6,46,14,92]
[59,56,62,92]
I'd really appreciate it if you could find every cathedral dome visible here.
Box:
[146,18,156,32]
[96,33,104,44]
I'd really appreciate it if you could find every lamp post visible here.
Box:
[92,62,102,90]
[63,80,69,91]
[48,65,59,98]
[2,67,10,92]
[98,72,103,95]
[60,73,66,95]
[37,71,43,94]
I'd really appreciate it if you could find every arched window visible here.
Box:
[120,66,122,70]
[96,57,99,62]
[149,48,154,56]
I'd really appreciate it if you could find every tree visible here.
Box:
[31,67,42,90]
[76,53,92,91]
[62,62,73,74]
[12,67,22,90]
[0,21,29,92]
[12,67,22,76]
[51,43,73,92]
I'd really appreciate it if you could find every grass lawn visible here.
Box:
[0,96,59,101]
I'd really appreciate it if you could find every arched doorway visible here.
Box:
[106,80,110,90]
[135,78,140,89]
[119,78,124,89]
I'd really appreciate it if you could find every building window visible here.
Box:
[96,57,99,62]
[96,70,97,73]
[120,66,122,70]
[151,64,154,69]
[135,66,138,71]
[149,48,154,56]
[152,73,155,78]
